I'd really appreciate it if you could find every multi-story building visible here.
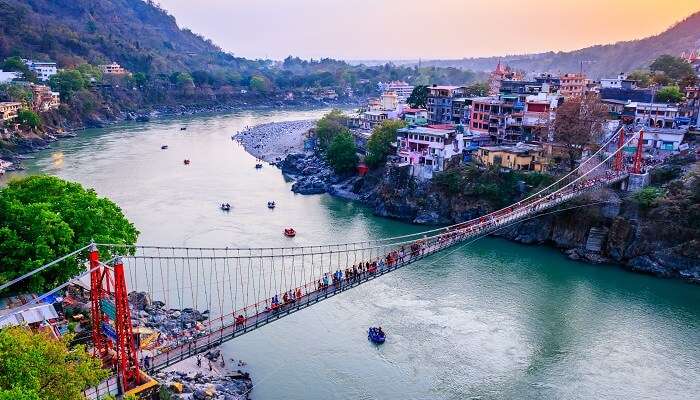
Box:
[522,92,562,141]
[395,125,463,179]
[623,102,680,128]
[99,62,128,75]
[475,143,549,172]
[0,102,21,122]
[469,96,523,143]
[0,71,21,83]
[380,91,399,111]
[23,60,57,81]
[559,73,589,98]
[381,81,414,102]
[30,84,60,112]
[679,86,699,126]
[359,110,389,130]
[426,85,465,124]
[402,108,428,126]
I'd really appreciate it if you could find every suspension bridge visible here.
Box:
[0,128,649,398]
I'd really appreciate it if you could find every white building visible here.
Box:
[381,81,414,102]
[600,73,629,89]
[23,60,57,81]
[396,125,463,179]
[625,102,679,129]
[0,71,21,83]
[631,127,687,152]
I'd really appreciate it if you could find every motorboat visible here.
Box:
[161,145,168,150]
[267,201,276,209]
[255,163,263,169]
[284,228,296,237]
[368,327,385,344]
[220,203,231,212]
[180,127,187,131]
[183,159,191,165]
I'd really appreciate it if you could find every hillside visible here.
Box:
[0,0,261,74]
[419,11,700,78]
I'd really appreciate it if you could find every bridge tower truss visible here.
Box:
[632,129,645,174]
[89,248,141,393]
[613,128,626,172]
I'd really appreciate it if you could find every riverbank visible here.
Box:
[235,120,316,163]
[235,119,700,284]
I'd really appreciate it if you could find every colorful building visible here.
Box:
[426,85,466,124]
[396,125,463,179]
[0,102,21,122]
[99,62,128,75]
[475,143,549,172]
[559,73,589,98]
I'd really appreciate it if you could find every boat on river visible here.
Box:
[220,203,231,212]
[267,201,276,209]
[161,145,168,150]
[284,228,296,237]
[368,327,385,344]
[180,127,187,131]
[255,163,263,169]
[183,159,191,165]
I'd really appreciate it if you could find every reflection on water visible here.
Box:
[11,109,700,400]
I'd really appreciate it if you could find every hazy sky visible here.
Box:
[157,0,700,60]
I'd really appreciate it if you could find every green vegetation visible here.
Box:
[315,109,349,150]
[627,69,653,88]
[365,120,405,168]
[650,55,697,85]
[0,56,36,82]
[326,131,358,174]
[49,69,88,99]
[17,109,41,129]
[0,176,139,293]
[634,187,664,208]
[407,85,428,108]
[656,85,684,103]
[0,326,108,400]
[433,164,554,207]
[463,81,489,97]
[0,84,33,103]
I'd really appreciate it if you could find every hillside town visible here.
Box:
[347,56,695,181]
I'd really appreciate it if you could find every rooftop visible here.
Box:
[480,143,542,154]
[398,126,455,136]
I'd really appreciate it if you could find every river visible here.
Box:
[5,109,700,400]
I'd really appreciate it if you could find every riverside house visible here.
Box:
[476,143,549,172]
[396,125,463,179]
[0,102,21,122]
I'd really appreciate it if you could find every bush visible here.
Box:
[326,131,358,174]
[17,109,41,129]
[315,109,347,150]
[633,187,664,208]
[365,120,404,168]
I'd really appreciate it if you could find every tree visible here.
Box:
[315,109,348,150]
[656,85,683,103]
[0,84,33,104]
[552,93,608,171]
[463,82,489,97]
[76,64,102,82]
[49,70,87,99]
[17,109,41,129]
[633,187,663,208]
[0,326,108,400]
[326,131,358,174]
[1,56,36,82]
[407,85,428,108]
[0,176,139,293]
[627,70,652,88]
[249,75,271,94]
[650,55,696,83]
[365,120,405,167]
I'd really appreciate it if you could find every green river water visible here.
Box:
[4,109,699,400]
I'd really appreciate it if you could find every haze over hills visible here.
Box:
[356,11,700,79]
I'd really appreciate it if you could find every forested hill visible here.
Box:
[0,0,262,74]
[419,11,700,78]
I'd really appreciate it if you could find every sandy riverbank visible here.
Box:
[235,120,315,163]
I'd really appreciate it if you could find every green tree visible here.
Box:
[365,120,405,167]
[49,70,87,99]
[1,56,36,82]
[0,326,108,400]
[0,84,33,104]
[463,82,489,97]
[656,85,683,103]
[407,85,428,108]
[17,109,41,129]
[0,176,139,293]
[315,109,348,150]
[650,55,696,83]
[634,187,663,208]
[249,75,271,94]
[627,70,652,88]
[326,131,358,174]
[76,64,103,82]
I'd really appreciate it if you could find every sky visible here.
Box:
[157,0,700,60]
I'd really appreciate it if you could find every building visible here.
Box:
[426,85,465,124]
[559,73,589,98]
[639,127,687,152]
[469,96,524,143]
[679,86,700,126]
[395,125,463,179]
[522,92,562,141]
[380,81,414,102]
[622,102,680,128]
[360,110,389,130]
[600,73,639,89]
[30,84,60,112]
[475,143,549,172]
[402,108,428,125]
[0,71,21,83]
[0,102,21,122]
[380,91,399,111]
[99,62,128,75]
[23,60,57,81]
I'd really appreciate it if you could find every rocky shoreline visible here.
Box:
[238,119,700,284]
